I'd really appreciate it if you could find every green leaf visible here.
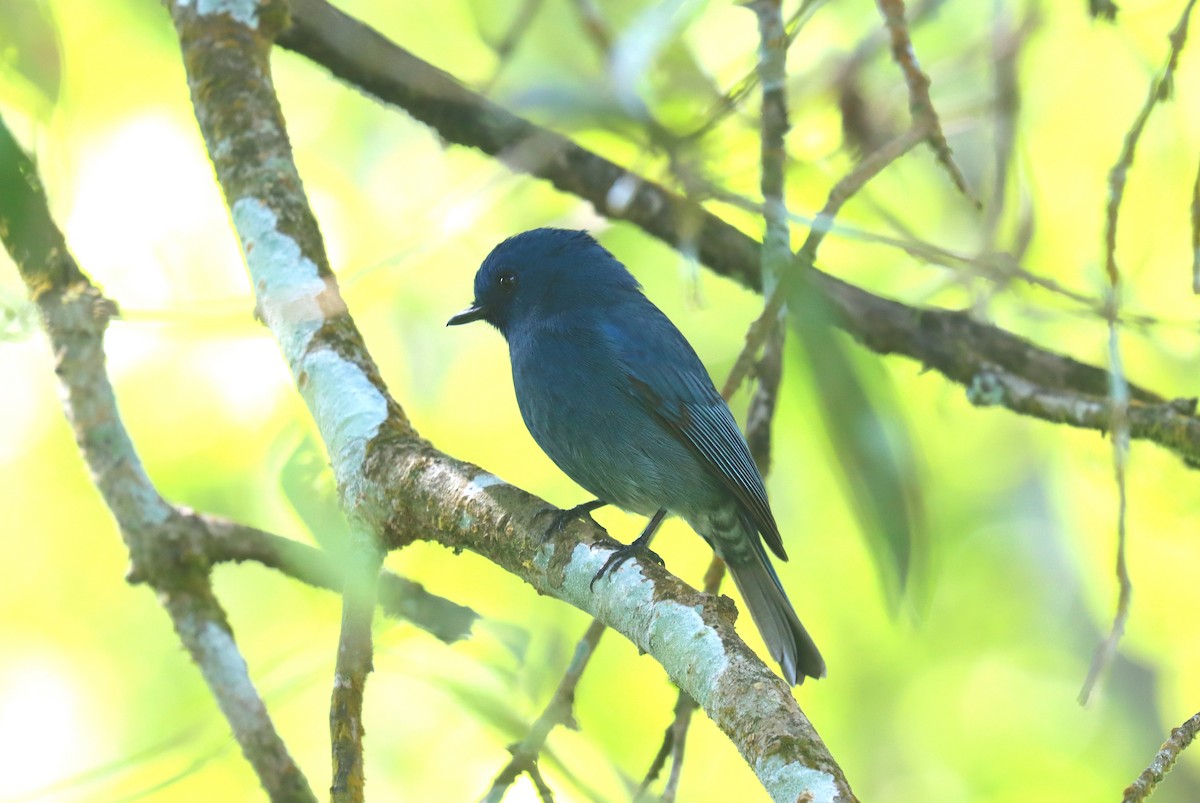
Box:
[786,271,926,610]
[0,0,61,112]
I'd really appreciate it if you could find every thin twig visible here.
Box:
[1122,710,1200,802]
[482,0,545,93]
[330,546,383,803]
[1081,0,1199,704]
[744,0,791,480]
[639,7,794,780]
[716,187,1107,316]
[982,5,1036,252]
[800,124,928,264]
[681,0,828,144]
[568,0,613,52]
[638,688,700,802]
[480,620,607,803]
[752,0,791,293]
[1191,153,1200,293]
[1103,0,1198,288]
[0,113,317,803]
[834,0,950,156]
[875,0,976,204]
[744,324,786,474]
[1078,311,1133,705]
[526,762,556,803]
[722,123,926,400]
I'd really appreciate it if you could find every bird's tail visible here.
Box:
[722,530,825,685]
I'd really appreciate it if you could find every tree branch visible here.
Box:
[277,0,1200,470]
[1122,709,1200,802]
[330,546,382,803]
[203,516,477,643]
[363,445,855,801]
[0,112,317,803]
[636,557,725,801]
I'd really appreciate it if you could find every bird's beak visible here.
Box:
[447,302,488,326]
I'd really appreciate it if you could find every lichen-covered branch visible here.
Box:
[363,443,855,802]
[1123,709,1200,802]
[0,113,317,803]
[330,546,382,803]
[637,556,724,801]
[277,0,1200,470]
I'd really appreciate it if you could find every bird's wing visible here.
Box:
[601,309,787,561]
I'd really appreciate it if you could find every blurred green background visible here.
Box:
[2,0,1200,800]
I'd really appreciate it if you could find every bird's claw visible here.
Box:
[534,501,607,541]
[589,543,664,590]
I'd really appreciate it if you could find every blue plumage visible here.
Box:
[448,228,824,684]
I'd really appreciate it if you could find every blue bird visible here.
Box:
[448,228,824,684]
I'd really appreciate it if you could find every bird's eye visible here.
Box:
[497,271,517,293]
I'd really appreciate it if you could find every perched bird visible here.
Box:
[448,228,824,684]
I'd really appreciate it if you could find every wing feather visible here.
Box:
[610,312,788,561]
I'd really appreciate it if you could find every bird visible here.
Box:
[447,228,824,684]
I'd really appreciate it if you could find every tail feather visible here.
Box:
[724,539,825,685]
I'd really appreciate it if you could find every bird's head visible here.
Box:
[447,228,641,335]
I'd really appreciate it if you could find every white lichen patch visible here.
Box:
[466,472,504,498]
[191,617,263,731]
[303,349,388,500]
[231,197,386,507]
[180,0,260,28]
[755,753,839,803]
[606,174,639,214]
[538,542,729,707]
[231,197,326,364]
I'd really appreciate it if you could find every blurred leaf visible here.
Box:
[478,618,533,665]
[610,0,707,116]
[0,0,61,111]
[0,287,38,341]
[786,273,926,611]
[277,432,483,643]
[279,431,350,554]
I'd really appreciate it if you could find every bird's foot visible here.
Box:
[590,542,664,590]
[534,499,607,541]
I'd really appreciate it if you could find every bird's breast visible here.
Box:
[506,326,711,517]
